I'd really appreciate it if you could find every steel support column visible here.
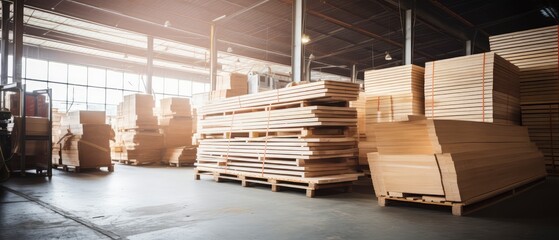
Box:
[465,40,472,55]
[351,64,357,83]
[13,0,23,84]
[1,1,10,86]
[209,23,217,90]
[146,35,153,94]
[291,0,304,82]
[404,9,413,65]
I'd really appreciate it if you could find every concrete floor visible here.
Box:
[1,165,558,240]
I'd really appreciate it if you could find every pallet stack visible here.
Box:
[490,25,559,172]
[368,117,546,215]
[424,52,520,124]
[350,92,367,165]
[361,64,425,166]
[159,97,196,167]
[195,81,362,197]
[55,111,113,172]
[51,108,63,165]
[112,94,164,165]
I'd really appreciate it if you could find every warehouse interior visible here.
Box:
[1,0,559,239]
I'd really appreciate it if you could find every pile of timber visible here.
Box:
[209,73,248,101]
[51,108,63,164]
[195,81,362,196]
[490,25,559,172]
[350,92,367,165]
[159,97,196,167]
[489,25,558,105]
[364,64,425,122]
[112,94,164,165]
[424,52,520,124]
[368,117,546,215]
[521,104,559,172]
[54,111,113,172]
[361,65,425,166]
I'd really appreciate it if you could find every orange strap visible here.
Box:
[431,62,435,118]
[377,96,381,112]
[390,95,394,122]
[550,105,556,169]
[261,104,272,176]
[481,52,486,122]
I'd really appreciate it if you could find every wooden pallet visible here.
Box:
[199,126,351,139]
[195,169,360,197]
[112,159,160,166]
[53,163,114,173]
[169,162,194,168]
[378,177,545,216]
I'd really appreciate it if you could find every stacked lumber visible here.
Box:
[521,104,559,171]
[489,25,558,105]
[56,111,113,171]
[350,92,367,165]
[364,64,425,123]
[112,94,163,165]
[51,108,63,165]
[209,73,248,101]
[159,97,196,166]
[490,25,559,172]
[424,52,520,124]
[361,65,425,166]
[196,81,361,182]
[163,147,197,167]
[369,117,546,214]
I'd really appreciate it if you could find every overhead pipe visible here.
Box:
[291,0,305,83]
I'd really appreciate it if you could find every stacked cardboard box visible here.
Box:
[56,111,113,171]
[209,73,248,101]
[10,117,50,171]
[112,94,163,165]
[159,97,196,166]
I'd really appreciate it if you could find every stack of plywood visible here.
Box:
[368,117,546,215]
[159,97,196,166]
[521,104,559,172]
[112,94,163,165]
[490,25,559,172]
[424,52,520,124]
[209,73,248,101]
[364,64,425,123]
[51,108,63,165]
[195,81,362,195]
[56,111,113,171]
[361,65,425,166]
[350,92,367,166]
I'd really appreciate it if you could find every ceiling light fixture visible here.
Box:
[164,20,171,27]
[384,51,392,61]
[227,47,233,53]
[301,34,311,44]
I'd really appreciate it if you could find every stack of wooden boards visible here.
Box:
[350,92,367,165]
[361,65,425,166]
[490,25,559,172]
[424,52,520,124]
[209,73,248,101]
[195,81,362,195]
[54,111,113,172]
[159,97,196,167]
[112,94,164,165]
[368,117,546,215]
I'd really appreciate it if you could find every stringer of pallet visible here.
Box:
[53,163,114,173]
[377,177,545,216]
[199,126,351,139]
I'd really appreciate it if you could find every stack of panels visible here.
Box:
[368,118,546,203]
[364,64,425,123]
[58,111,111,169]
[196,81,361,179]
[112,94,163,164]
[489,25,558,105]
[490,25,559,172]
[163,147,197,166]
[362,65,425,166]
[521,104,559,170]
[350,92,367,165]
[159,97,196,165]
[424,52,520,124]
